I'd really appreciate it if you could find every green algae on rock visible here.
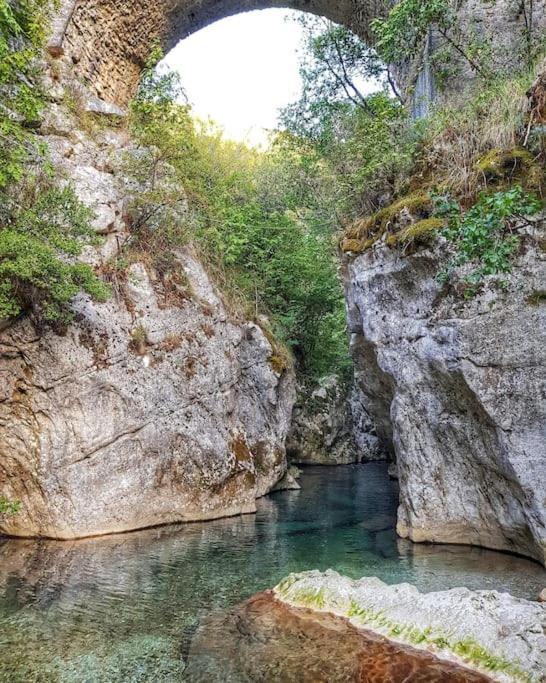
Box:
[184,590,493,682]
[274,570,546,683]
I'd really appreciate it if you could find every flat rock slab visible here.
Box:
[274,571,546,682]
[184,591,492,682]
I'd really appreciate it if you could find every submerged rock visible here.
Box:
[184,590,493,682]
[343,225,546,564]
[274,570,546,683]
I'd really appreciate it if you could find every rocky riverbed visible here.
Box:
[185,570,546,682]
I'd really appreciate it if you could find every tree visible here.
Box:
[279,14,395,142]
[125,48,352,379]
[371,0,488,77]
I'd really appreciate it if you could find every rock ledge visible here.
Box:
[274,570,546,682]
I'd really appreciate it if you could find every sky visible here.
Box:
[163,9,304,146]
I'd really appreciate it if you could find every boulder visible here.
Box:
[274,570,546,682]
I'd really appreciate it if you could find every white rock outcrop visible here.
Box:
[343,228,546,564]
[286,376,383,465]
[0,251,295,539]
[275,569,546,682]
[0,90,295,540]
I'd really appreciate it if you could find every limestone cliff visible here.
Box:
[286,377,383,465]
[0,87,296,540]
[343,221,546,564]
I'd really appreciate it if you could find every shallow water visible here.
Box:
[0,463,544,682]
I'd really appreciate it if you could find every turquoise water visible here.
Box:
[0,463,544,681]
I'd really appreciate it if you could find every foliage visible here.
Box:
[371,0,492,79]
[372,0,451,63]
[0,0,53,187]
[125,48,351,379]
[279,14,390,141]
[0,2,112,326]
[0,178,111,324]
[0,496,20,515]
[279,17,415,219]
[434,186,542,285]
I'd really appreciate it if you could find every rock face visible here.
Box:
[287,376,383,465]
[275,570,546,683]
[0,252,295,539]
[49,0,545,107]
[343,228,546,564]
[0,92,295,540]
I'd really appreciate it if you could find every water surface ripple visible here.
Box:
[0,463,543,681]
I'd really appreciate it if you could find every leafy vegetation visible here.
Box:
[0,178,111,323]
[435,186,542,286]
[371,0,490,78]
[279,15,414,218]
[0,0,52,187]
[123,10,545,379]
[0,2,110,325]
[124,47,351,379]
[279,14,396,139]
[0,496,20,515]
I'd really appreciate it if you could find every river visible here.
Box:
[0,463,544,681]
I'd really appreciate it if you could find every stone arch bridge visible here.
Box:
[48,0,543,108]
[48,0,387,106]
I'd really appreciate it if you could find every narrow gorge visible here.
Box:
[0,0,545,680]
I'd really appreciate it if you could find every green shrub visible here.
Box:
[125,48,351,380]
[0,496,20,515]
[0,2,110,326]
[0,179,111,324]
[435,186,542,285]
[0,0,53,187]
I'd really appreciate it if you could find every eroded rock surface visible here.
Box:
[0,252,295,539]
[287,376,383,465]
[0,89,295,540]
[343,226,546,564]
[275,570,546,683]
[185,590,493,682]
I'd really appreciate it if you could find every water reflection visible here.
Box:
[0,464,543,682]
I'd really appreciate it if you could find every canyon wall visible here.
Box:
[0,85,295,540]
[286,377,384,465]
[343,223,546,564]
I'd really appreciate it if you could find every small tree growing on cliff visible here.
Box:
[280,14,399,142]
[371,0,491,79]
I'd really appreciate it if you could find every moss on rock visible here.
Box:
[341,193,442,254]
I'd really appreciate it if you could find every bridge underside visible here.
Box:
[49,0,385,105]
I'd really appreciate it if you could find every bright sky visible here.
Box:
[163,10,304,146]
